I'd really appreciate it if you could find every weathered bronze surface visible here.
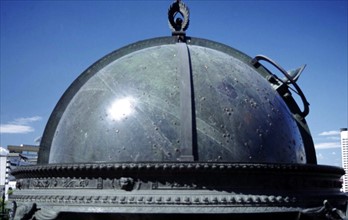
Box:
[9,1,347,219]
[38,37,308,165]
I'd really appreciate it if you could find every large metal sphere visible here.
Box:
[39,37,306,164]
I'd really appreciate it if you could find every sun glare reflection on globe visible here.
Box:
[108,97,136,121]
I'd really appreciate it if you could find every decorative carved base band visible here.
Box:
[9,162,348,219]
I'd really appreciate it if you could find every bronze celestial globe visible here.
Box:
[9,1,347,219]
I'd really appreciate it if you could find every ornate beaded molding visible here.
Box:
[11,163,343,192]
[11,162,344,178]
[10,194,297,206]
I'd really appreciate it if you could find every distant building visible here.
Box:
[0,155,8,188]
[7,144,39,165]
[0,155,10,201]
[0,145,39,200]
[341,128,348,192]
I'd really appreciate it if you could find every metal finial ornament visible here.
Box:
[168,0,190,34]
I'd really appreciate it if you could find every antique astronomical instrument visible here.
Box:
[9,1,347,219]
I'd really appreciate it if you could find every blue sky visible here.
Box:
[0,1,347,166]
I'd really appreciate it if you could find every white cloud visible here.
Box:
[0,147,9,156]
[0,124,34,134]
[318,130,340,136]
[12,116,42,125]
[326,136,341,141]
[0,116,42,134]
[314,130,342,150]
[314,142,341,149]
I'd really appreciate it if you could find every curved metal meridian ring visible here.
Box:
[177,42,195,161]
[252,55,310,118]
